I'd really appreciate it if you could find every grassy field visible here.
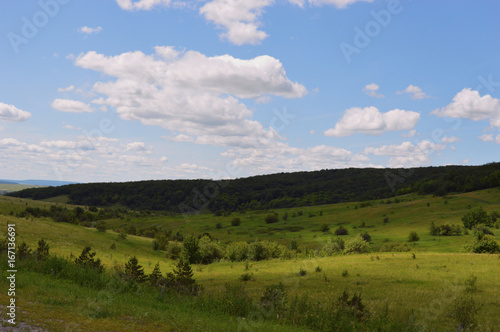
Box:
[0,189,499,330]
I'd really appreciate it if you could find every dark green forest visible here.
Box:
[9,163,500,214]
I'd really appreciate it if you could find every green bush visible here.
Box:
[320,223,330,232]
[261,282,286,315]
[465,235,500,254]
[224,241,249,262]
[380,242,411,252]
[231,218,241,226]
[35,239,50,261]
[462,206,489,229]
[344,235,370,254]
[198,235,224,264]
[265,213,279,224]
[165,241,183,260]
[408,231,420,242]
[334,226,349,236]
[449,293,480,330]
[360,232,371,243]
[320,237,345,256]
[239,272,254,281]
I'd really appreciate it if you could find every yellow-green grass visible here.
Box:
[1,188,500,330]
[95,188,500,253]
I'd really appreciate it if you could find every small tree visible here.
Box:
[408,231,420,242]
[96,221,107,232]
[148,262,163,286]
[360,232,371,243]
[35,239,50,261]
[75,246,104,273]
[231,218,241,226]
[17,242,32,261]
[183,235,201,264]
[124,256,146,283]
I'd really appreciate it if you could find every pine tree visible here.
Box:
[36,239,50,260]
[148,262,163,286]
[75,246,104,273]
[124,256,145,283]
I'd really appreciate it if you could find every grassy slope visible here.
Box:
[0,188,500,330]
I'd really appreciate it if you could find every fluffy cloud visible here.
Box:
[126,142,149,152]
[397,85,431,100]
[200,0,372,45]
[74,47,306,148]
[364,140,446,167]
[200,0,273,45]
[324,106,420,137]
[432,88,500,128]
[363,83,384,98]
[79,26,103,35]
[0,103,31,122]
[52,99,94,113]
[115,0,171,11]
[58,85,75,92]
[0,138,48,153]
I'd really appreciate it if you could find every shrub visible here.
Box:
[465,235,500,254]
[408,231,420,242]
[298,268,307,276]
[198,235,224,264]
[449,293,480,330]
[224,241,249,262]
[342,269,348,277]
[239,272,254,281]
[165,241,183,260]
[288,239,299,251]
[383,217,389,224]
[344,235,370,254]
[261,282,286,314]
[231,218,241,226]
[265,213,279,224]
[360,232,371,243]
[320,223,330,232]
[320,237,345,256]
[315,266,322,272]
[380,242,411,252]
[462,206,489,229]
[430,222,462,236]
[334,226,349,236]
[110,243,116,250]
[215,223,223,229]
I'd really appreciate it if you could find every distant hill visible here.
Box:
[0,179,78,187]
[8,163,500,213]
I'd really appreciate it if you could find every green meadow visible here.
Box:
[1,188,499,331]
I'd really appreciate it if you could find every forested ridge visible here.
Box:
[9,163,500,213]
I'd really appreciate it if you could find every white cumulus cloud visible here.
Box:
[364,140,446,168]
[51,99,94,113]
[432,88,500,128]
[0,103,32,122]
[324,106,420,137]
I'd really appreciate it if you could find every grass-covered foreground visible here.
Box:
[0,188,499,331]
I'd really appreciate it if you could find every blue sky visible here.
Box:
[1,0,499,183]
